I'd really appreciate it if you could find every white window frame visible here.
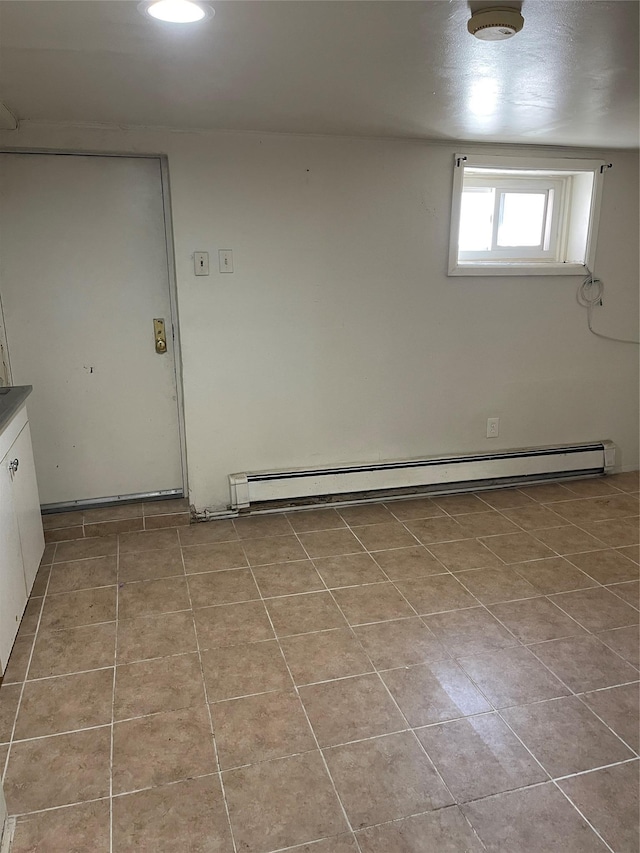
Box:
[448,154,606,276]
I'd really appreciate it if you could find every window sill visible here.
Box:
[448,262,589,277]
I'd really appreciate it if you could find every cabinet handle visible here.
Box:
[8,458,18,474]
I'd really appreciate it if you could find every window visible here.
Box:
[448,154,607,276]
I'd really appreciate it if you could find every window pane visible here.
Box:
[497,192,546,247]
[459,188,494,251]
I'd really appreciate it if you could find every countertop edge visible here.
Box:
[0,385,33,435]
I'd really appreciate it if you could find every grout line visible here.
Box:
[178,543,239,853]
[239,536,366,853]
[109,532,120,853]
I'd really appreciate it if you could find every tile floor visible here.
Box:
[0,473,638,852]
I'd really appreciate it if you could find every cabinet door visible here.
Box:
[11,423,45,593]
[0,450,27,672]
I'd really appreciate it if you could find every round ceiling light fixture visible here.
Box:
[467,7,524,41]
[144,0,212,23]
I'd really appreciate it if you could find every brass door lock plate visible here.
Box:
[154,318,167,354]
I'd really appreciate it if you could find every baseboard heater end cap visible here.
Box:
[229,473,250,510]
[603,440,616,473]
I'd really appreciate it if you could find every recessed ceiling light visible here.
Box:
[144,0,212,24]
[467,7,524,41]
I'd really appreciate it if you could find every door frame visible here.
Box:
[0,149,189,504]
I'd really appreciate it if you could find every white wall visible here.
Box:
[0,123,638,510]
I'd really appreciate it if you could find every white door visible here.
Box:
[0,153,184,506]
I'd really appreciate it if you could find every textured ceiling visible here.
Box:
[0,0,638,147]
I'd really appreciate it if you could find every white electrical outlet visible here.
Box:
[219,249,233,273]
[486,417,500,438]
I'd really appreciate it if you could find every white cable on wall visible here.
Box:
[577,272,640,345]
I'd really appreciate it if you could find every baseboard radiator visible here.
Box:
[229,441,615,511]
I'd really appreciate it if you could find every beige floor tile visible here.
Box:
[480,532,556,564]
[606,472,640,492]
[549,586,639,633]
[187,567,260,608]
[40,587,116,631]
[597,625,640,668]
[380,660,491,727]
[118,548,184,582]
[454,512,520,538]
[356,806,485,853]
[520,482,575,502]
[179,519,238,545]
[114,652,205,720]
[286,835,359,853]
[17,598,44,637]
[4,727,111,812]
[243,535,308,565]
[40,542,57,565]
[354,618,449,670]
[502,504,566,531]
[43,510,85,530]
[182,541,248,573]
[2,636,34,684]
[112,706,216,794]
[456,645,570,709]
[528,635,639,693]
[286,508,346,532]
[85,517,144,538]
[297,529,365,559]
[488,596,587,643]
[581,683,639,752]
[118,576,190,619]
[476,488,535,510]
[201,639,292,701]
[559,761,639,853]
[118,528,180,553]
[233,514,294,539]
[0,684,21,743]
[30,623,116,678]
[14,668,113,739]
[339,503,395,526]
[371,546,446,579]
[53,536,117,562]
[568,549,639,584]
[512,556,596,594]
[265,592,347,636]
[30,564,50,597]
[424,607,519,657]
[404,516,465,544]
[533,525,608,555]
[332,582,415,625]
[564,478,622,498]
[416,713,546,802]
[313,553,387,587]
[84,504,143,523]
[428,539,503,572]
[252,560,325,597]
[351,522,418,551]
[142,498,189,516]
[194,601,274,649]
[112,775,233,853]
[47,555,117,593]
[394,574,477,615]
[11,799,110,853]
[211,689,315,769]
[455,566,538,603]
[434,493,489,515]
[324,731,452,829]
[589,518,639,547]
[280,628,372,685]
[501,695,634,777]
[616,545,640,563]
[385,497,444,521]
[116,611,196,663]
[552,494,639,524]
[223,752,348,853]
[300,673,406,746]
[607,580,640,609]
[462,782,609,852]
[142,511,189,530]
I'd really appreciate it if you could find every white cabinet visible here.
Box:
[0,404,44,673]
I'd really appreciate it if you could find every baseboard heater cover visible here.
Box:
[229,442,615,510]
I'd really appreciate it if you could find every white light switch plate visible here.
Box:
[194,252,209,276]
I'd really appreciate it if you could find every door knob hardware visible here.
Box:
[154,318,167,354]
[8,458,19,474]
